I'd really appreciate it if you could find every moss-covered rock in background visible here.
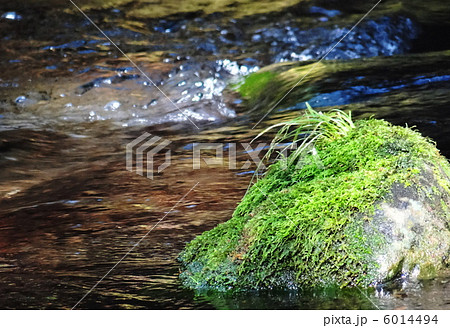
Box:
[232,51,450,114]
[179,118,450,291]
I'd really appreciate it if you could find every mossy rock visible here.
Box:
[232,50,450,114]
[179,119,450,291]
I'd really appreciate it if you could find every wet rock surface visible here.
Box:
[367,176,450,283]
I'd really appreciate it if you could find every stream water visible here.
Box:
[0,0,449,309]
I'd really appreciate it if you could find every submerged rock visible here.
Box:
[179,117,450,290]
[271,16,419,62]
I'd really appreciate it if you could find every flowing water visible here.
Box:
[0,0,449,309]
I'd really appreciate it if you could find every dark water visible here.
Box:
[0,0,449,309]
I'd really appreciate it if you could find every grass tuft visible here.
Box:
[253,103,355,171]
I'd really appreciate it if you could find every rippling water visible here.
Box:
[0,0,449,309]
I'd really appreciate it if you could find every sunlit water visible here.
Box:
[0,0,449,309]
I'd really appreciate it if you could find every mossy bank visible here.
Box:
[232,50,450,115]
[179,116,450,291]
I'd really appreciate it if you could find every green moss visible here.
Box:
[236,71,277,101]
[417,263,438,280]
[234,61,327,112]
[179,118,450,290]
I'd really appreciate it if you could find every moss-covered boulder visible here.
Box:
[179,117,450,291]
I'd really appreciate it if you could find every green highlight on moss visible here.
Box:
[178,108,450,291]
[235,71,277,101]
[234,62,326,111]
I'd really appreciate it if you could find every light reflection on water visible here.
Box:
[0,124,257,309]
